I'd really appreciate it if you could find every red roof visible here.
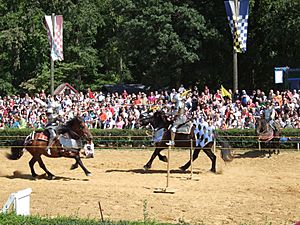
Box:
[54,83,78,95]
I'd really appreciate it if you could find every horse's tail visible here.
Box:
[218,139,234,162]
[6,139,25,160]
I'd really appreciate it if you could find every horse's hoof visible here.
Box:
[70,164,78,170]
[179,166,187,172]
[49,175,56,180]
[86,172,91,176]
[161,156,168,163]
[210,169,216,173]
[143,165,151,170]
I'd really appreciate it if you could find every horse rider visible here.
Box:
[262,101,279,132]
[45,107,62,155]
[166,89,190,146]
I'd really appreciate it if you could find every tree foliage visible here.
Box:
[0,0,299,95]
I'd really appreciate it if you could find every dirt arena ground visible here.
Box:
[0,148,299,225]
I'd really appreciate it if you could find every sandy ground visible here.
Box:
[0,148,299,225]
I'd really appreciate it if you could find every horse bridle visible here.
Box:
[68,129,82,140]
[67,123,90,141]
[139,113,168,131]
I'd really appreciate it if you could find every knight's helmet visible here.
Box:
[46,107,57,122]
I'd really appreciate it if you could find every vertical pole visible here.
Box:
[50,13,55,95]
[233,52,238,92]
[213,138,216,154]
[190,139,193,179]
[233,0,239,93]
[98,201,104,222]
[166,145,171,189]
[258,140,261,150]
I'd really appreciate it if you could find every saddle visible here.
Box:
[35,132,48,141]
[258,121,281,142]
[25,131,82,151]
[175,120,193,134]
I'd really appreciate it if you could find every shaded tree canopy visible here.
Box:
[0,0,299,95]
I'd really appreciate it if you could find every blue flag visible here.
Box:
[224,0,249,53]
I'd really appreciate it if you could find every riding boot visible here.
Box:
[46,136,56,155]
[166,131,175,146]
[269,120,276,131]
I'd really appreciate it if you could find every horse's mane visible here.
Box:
[153,110,172,128]
[154,110,165,117]
[66,116,85,127]
[154,110,167,121]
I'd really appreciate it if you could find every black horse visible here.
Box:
[255,117,282,157]
[137,111,233,172]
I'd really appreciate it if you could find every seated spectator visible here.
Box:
[115,116,125,129]
[11,116,21,129]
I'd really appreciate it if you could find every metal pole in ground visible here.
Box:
[213,138,216,154]
[154,145,175,194]
[233,0,239,92]
[166,145,170,188]
[190,139,193,179]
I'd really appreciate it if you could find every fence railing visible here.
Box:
[0,134,299,151]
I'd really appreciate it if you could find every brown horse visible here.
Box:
[137,111,233,172]
[6,116,93,179]
[255,117,281,157]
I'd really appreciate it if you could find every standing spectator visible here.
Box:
[147,91,156,105]
[204,85,210,96]
[122,90,128,99]
[87,88,95,99]
[169,89,177,102]
[292,89,299,100]
[39,89,46,100]
[241,90,250,106]
[132,94,142,105]
[213,89,223,103]
[178,84,185,93]
[140,93,148,106]
[233,89,240,102]
[274,90,283,107]
[268,89,275,100]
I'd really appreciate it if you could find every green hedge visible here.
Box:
[0,128,151,148]
[217,128,300,149]
[0,128,299,149]
[90,129,150,147]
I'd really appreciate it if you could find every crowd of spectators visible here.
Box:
[0,85,299,130]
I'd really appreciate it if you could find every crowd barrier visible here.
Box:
[0,134,299,151]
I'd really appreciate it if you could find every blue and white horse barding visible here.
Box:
[137,111,233,172]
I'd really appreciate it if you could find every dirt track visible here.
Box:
[0,148,299,225]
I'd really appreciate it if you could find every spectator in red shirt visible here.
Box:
[122,90,128,99]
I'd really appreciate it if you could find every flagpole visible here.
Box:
[50,13,55,96]
[233,0,239,93]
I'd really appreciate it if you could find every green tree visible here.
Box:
[113,0,217,88]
